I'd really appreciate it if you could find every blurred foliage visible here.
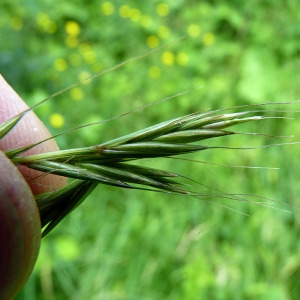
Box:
[1,0,300,299]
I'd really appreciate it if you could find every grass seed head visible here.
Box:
[1,103,296,236]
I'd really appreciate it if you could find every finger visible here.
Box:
[0,151,41,300]
[0,75,67,195]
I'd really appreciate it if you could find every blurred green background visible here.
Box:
[1,0,300,299]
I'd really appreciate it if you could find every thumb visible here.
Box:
[0,151,40,300]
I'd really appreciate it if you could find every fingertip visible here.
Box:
[0,75,67,194]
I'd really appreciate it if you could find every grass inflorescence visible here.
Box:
[2,101,298,236]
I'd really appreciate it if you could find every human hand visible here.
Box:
[0,75,67,299]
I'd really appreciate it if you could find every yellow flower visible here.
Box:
[78,71,92,84]
[202,32,215,46]
[119,5,131,18]
[36,13,49,26]
[101,2,115,16]
[36,13,57,33]
[82,49,96,64]
[65,21,80,36]
[188,24,201,37]
[146,35,160,49]
[161,51,175,66]
[129,8,141,22]
[54,58,67,72]
[158,26,170,39]
[70,87,84,101]
[156,3,169,17]
[50,113,65,128]
[176,52,189,66]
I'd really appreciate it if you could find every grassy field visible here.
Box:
[1,1,300,299]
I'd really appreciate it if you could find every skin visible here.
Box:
[0,75,67,299]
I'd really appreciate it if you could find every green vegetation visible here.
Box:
[1,0,300,299]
